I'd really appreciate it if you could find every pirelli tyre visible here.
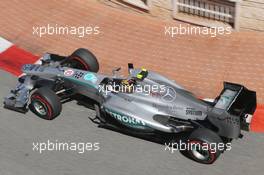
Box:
[29,87,62,120]
[187,128,223,164]
[66,48,99,72]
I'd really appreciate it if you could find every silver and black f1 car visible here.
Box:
[4,48,257,164]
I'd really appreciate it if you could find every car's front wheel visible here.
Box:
[29,87,62,120]
[63,48,99,72]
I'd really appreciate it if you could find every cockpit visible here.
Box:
[100,66,148,94]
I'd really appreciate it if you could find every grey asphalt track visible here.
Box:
[0,69,264,175]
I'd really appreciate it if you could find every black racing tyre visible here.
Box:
[65,48,99,72]
[187,128,223,164]
[29,87,62,120]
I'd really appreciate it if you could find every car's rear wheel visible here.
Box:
[187,128,223,164]
[29,87,62,120]
[63,48,99,72]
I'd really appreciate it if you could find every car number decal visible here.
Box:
[64,69,75,76]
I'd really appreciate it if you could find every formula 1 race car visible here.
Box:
[4,48,257,164]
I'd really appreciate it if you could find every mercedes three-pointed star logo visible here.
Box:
[162,86,177,102]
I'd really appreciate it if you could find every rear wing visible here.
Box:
[215,82,257,116]
[213,82,257,132]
